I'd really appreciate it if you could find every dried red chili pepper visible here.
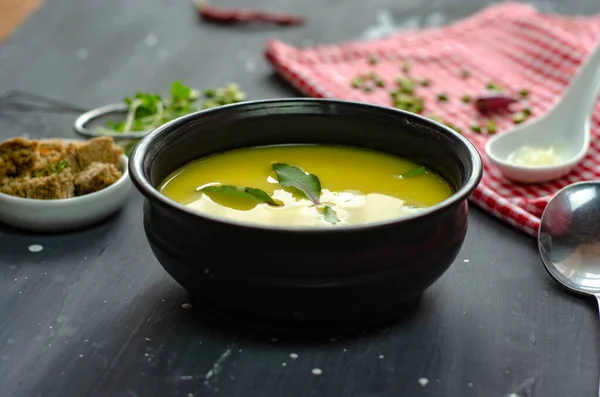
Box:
[195,0,305,26]
[474,94,518,113]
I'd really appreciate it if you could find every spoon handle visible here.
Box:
[595,293,600,397]
[562,41,600,117]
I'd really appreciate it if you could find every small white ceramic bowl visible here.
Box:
[0,154,131,232]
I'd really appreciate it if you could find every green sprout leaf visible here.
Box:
[399,166,426,179]
[323,205,340,224]
[171,80,191,101]
[200,185,281,207]
[272,163,321,205]
[103,81,246,134]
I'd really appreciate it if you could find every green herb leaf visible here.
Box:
[104,81,246,134]
[323,205,340,224]
[272,163,321,205]
[399,166,426,179]
[107,119,126,132]
[33,160,69,178]
[201,185,281,206]
[244,187,281,206]
[171,80,191,101]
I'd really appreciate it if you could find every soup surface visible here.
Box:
[159,145,453,227]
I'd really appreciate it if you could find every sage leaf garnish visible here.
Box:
[244,187,281,206]
[200,185,281,206]
[272,163,341,225]
[271,163,321,205]
[323,205,339,224]
[399,166,426,179]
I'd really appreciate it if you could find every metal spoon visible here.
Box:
[539,181,600,395]
[485,41,600,184]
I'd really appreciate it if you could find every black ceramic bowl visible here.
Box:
[129,99,482,331]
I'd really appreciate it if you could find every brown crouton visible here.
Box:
[62,142,85,172]
[74,162,122,196]
[74,137,123,169]
[38,139,65,164]
[0,157,7,182]
[0,138,39,176]
[0,169,74,199]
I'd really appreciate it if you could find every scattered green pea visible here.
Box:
[486,81,503,92]
[401,61,411,73]
[420,79,431,87]
[512,111,527,124]
[523,108,532,116]
[368,56,379,65]
[437,93,449,102]
[486,119,497,134]
[351,76,364,89]
[396,78,415,94]
[461,95,471,103]
[470,124,481,133]
[391,91,424,114]
[460,69,470,78]
[519,89,529,98]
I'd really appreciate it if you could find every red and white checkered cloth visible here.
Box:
[265,2,600,237]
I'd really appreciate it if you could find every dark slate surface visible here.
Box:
[0,0,598,396]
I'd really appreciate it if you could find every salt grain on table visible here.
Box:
[181,303,193,309]
[145,34,158,47]
[289,353,298,359]
[311,368,323,375]
[28,244,43,253]
[76,48,88,60]
[157,49,169,60]
[244,58,256,72]
[418,378,429,387]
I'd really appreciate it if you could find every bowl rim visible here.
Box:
[129,98,483,233]
[0,139,130,206]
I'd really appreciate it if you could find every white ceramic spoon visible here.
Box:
[485,41,600,184]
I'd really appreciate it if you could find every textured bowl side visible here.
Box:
[143,197,468,322]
